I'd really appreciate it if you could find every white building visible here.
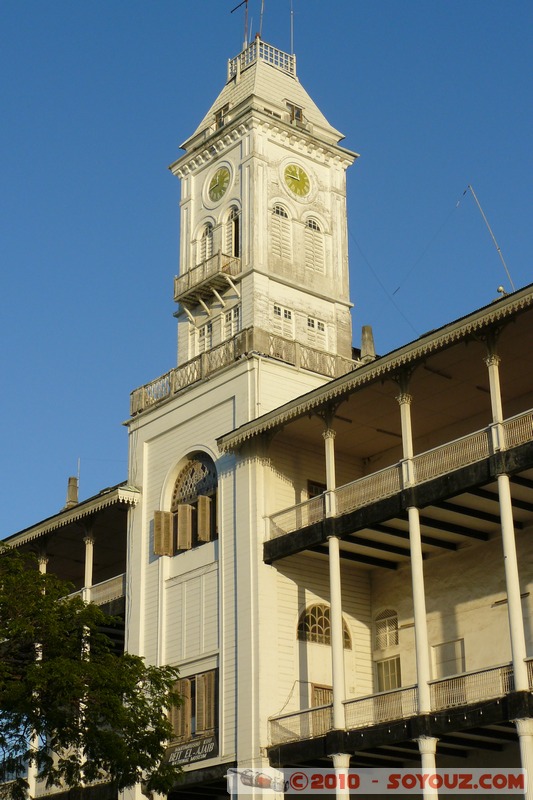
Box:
[5,35,533,800]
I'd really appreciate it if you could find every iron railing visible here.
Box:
[267,409,533,538]
[269,662,522,746]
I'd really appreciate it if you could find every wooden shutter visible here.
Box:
[177,504,193,550]
[153,511,174,556]
[197,495,212,543]
[170,678,191,741]
[196,670,216,734]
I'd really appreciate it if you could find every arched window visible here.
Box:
[171,453,218,550]
[198,222,213,264]
[304,217,325,273]
[226,206,240,258]
[374,609,399,650]
[297,604,351,649]
[271,204,291,261]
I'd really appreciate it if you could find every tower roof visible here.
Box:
[181,37,346,152]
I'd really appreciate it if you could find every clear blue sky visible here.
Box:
[1,0,532,535]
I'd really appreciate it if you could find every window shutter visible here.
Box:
[177,504,193,550]
[170,678,191,740]
[197,495,212,543]
[196,671,216,734]
[153,511,174,556]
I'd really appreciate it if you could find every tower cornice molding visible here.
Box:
[170,121,253,178]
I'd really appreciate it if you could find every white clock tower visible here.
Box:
[126,36,359,797]
[169,35,358,379]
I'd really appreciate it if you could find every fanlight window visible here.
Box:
[297,604,351,649]
[153,453,218,556]
[374,609,399,650]
[305,217,321,232]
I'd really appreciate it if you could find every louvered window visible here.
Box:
[224,306,241,339]
[374,609,399,650]
[170,670,217,742]
[153,453,218,557]
[198,223,213,264]
[272,303,294,338]
[271,205,291,261]
[153,510,174,556]
[304,217,325,272]
[297,604,351,649]
[306,316,327,350]
[198,322,212,354]
[172,454,218,551]
[226,206,240,258]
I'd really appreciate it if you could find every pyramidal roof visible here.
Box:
[181,37,345,151]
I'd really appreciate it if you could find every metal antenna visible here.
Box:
[259,0,265,38]
[464,184,515,292]
[290,0,294,54]
[231,0,249,49]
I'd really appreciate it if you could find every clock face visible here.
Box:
[284,163,311,197]
[208,167,230,202]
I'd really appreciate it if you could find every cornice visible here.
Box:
[3,485,140,546]
[170,120,252,178]
[170,105,357,178]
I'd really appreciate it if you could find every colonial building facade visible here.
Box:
[5,35,533,800]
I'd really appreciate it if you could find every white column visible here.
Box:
[498,473,529,691]
[323,426,346,730]
[83,534,94,603]
[397,391,415,487]
[409,506,432,713]
[418,736,439,800]
[328,534,346,729]
[484,347,529,690]
[486,353,505,450]
[38,554,48,574]
[396,388,432,713]
[323,427,337,516]
[331,752,350,800]
[515,719,533,800]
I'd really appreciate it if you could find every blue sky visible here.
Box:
[1,0,532,535]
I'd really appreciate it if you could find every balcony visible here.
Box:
[69,573,126,606]
[130,328,355,417]
[174,252,241,306]
[268,409,533,539]
[269,663,517,746]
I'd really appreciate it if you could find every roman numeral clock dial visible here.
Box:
[208,167,230,202]
[283,163,311,198]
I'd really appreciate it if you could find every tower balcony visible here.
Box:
[174,252,242,307]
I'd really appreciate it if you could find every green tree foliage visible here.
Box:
[0,548,181,800]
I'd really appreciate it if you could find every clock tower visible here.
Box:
[169,35,358,380]
[126,35,361,794]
